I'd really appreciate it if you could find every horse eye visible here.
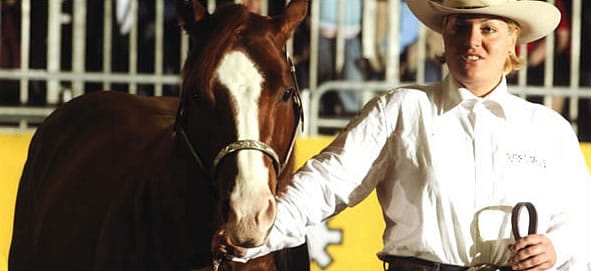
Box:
[282,87,293,102]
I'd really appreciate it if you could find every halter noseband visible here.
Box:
[213,140,281,174]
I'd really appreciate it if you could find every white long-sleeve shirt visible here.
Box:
[244,76,591,269]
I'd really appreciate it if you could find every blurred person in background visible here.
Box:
[0,0,20,105]
[317,0,365,116]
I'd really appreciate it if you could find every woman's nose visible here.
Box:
[464,26,482,48]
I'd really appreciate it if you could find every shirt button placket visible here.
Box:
[472,101,491,208]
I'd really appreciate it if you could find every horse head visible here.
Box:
[175,0,308,248]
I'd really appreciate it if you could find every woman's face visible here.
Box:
[443,14,517,95]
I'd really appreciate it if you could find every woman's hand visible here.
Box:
[211,229,248,258]
[509,234,556,270]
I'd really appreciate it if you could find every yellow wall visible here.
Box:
[0,133,32,271]
[1,134,590,271]
[294,137,384,271]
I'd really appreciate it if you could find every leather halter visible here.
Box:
[175,51,303,179]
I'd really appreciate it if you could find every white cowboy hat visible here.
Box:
[407,0,561,44]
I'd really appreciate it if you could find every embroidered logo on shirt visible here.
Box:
[505,152,547,168]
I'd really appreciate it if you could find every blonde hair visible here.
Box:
[437,16,523,75]
[504,22,522,74]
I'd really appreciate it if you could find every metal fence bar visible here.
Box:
[0,69,180,84]
[307,0,320,135]
[285,0,294,58]
[335,0,345,76]
[570,0,582,131]
[261,0,268,15]
[128,0,138,94]
[154,0,164,96]
[543,0,556,108]
[415,24,426,84]
[72,0,87,98]
[19,0,31,105]
[0,106,55,132]
[208,0,216,13]
[181,33,189,71]
[361,0,375,73]
[385,0,400,84]
[47,0,62,104]
[19,0,32,129]
[103,0,113,91]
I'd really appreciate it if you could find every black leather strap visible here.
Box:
[511,202,538,240]
[378,255,512,271]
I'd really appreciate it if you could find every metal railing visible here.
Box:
[306,0,591,136]
[1,0,589,139]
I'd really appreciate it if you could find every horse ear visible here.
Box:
[176,0,209,32]
[275,0,308,40]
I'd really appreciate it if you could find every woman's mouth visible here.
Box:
[463,55,482,62]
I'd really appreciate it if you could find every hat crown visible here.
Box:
[440,0,512,8]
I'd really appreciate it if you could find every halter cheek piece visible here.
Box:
[175,50,303,179]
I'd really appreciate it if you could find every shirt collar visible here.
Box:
[441,75,510,120]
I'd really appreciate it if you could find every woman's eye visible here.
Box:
[453,24,469,33]
[481,24,499,34]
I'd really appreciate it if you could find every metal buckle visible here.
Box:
[467,263,502,271]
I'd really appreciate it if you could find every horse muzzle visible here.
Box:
[225,195,276,248]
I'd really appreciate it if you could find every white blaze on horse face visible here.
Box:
[216,50,276,246]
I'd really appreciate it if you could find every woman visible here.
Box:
[218,0,591,270]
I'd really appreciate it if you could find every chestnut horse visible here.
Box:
[8,0,309,270]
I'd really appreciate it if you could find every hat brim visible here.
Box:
[407,0,561,44]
